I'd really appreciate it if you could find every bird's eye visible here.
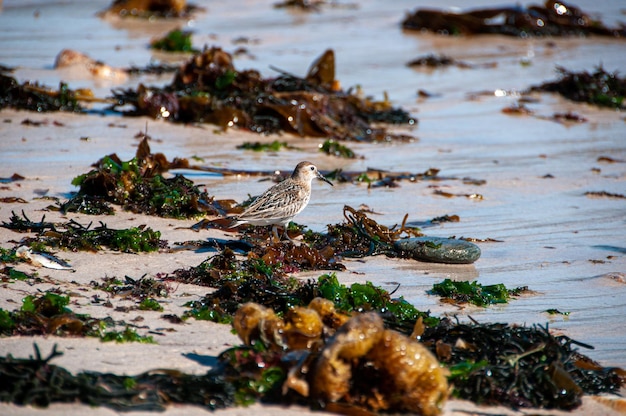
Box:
[310,166,315,171]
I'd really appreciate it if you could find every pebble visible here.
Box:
[394,237,481,264]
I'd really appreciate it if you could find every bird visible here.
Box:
[229,161,333,242]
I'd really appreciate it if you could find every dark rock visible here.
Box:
[394,237,481,264]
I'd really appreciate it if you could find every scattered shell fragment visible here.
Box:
[54,49,128,82]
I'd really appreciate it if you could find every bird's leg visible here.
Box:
[282,226,297,243]
[271,225,281,244]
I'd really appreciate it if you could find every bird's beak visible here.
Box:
[317,172,334,186]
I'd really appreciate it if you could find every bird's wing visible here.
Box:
[239,183,307,221]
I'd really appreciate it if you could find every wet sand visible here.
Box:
[1,0,625,415]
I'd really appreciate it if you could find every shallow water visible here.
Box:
[1,0,625,375]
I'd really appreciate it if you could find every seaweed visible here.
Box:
[319,139,358,158]
[138,298,163,311]
[62,137,229,218]
[429,278,528,306]
[150,28,198,53]
[422,319,625,409]
[585,191,626,199]
[0,248,41,281]
[1,267,37,282]
[530,66,626,109]
[1,211,57,233]
[0,74,85,113]
[124,62,180,75]
[304,205,422,257]
[544,308,570,315]
[0,344,231,410]
[402,0,626,37]
[0,197,28,204]
[1,212,165,253]
[111,48,416,142]
[316,273,438,329]
[0,292,153,343]
[1,306,622,413]
[176,249,436,331]
[196,205,425,263]
[236,140,298,152]
[0,281,624,413]
[100,327,155,343]
[407,54,496,70]
[90,275,171,299]
[100,0,202,19]
[178,252,321,324]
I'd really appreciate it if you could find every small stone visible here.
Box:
[394,237,481,264]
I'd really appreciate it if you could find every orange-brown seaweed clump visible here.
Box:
[232,301,449,415]
[101,0,199,18]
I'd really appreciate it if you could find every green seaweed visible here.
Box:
[236,140,295,152]
[318,273,438,328]
[0,247,39,281]
[179,260,436,330]
[319,139,357,158]
[150,29,198,53]
[0,309,15,331]
[1,212,164,253]
[63,139,219,219]
[544,308,570,316]
[447,359,489,383]
[0,247,18,262]
[1,267,34,281]
[21,292,70,315]
[221,345,285,405]
[138,298,163,312]
[0,292,153,343]
[430,278,527,307]
[100,327,155,344]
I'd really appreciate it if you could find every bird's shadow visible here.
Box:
[171,237,254,254]
[182,352,220,368]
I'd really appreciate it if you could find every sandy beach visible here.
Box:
[1,0,625,415]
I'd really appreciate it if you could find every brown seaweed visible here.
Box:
[273,0,358,12]
[1,279,623,413]
[407,54,497,70]
[0,196,28,204]
[530,66,626,109]
[584,191,626,199]
[402,0,626,37]
[234,303,449,415]
[1,211,165,253]
[422,319,624,409]
[0,74,85,113]
[91,275,171,300]
[0,344,233,410]
[62,137,232,218]
[111,48,416,142]
[0,292,153,343]
[100,0,202,19]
